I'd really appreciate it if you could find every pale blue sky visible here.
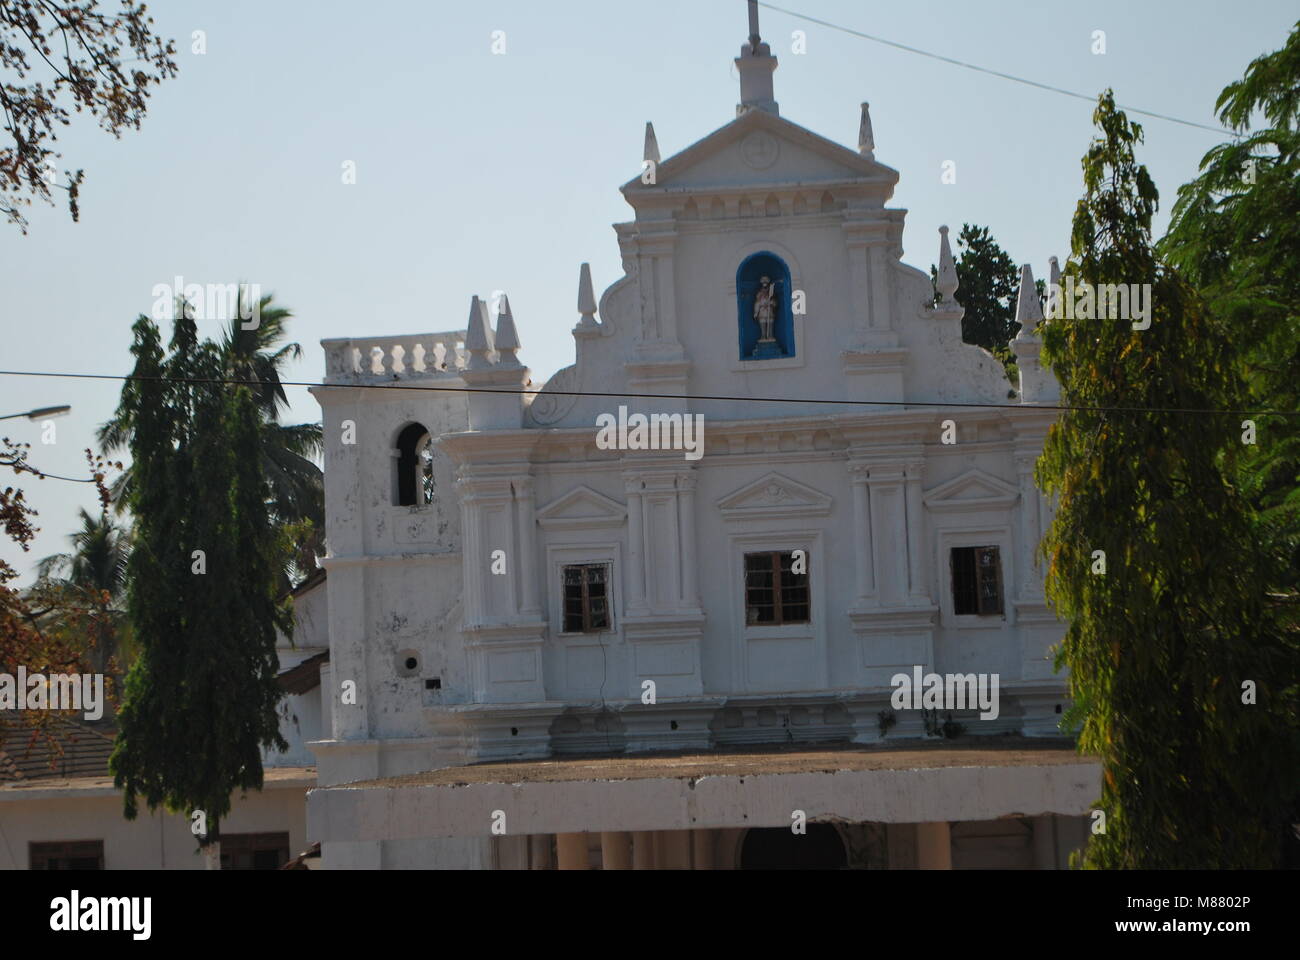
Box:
[1,0,1295,579]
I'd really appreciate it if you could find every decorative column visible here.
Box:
[916,822,952,870]
[460,470,546,703]
[624,475,648,615]
[692,830,715,870]
[555,834,589,870]
[1014,452,1042,598]
[849,464,875,602]
[866,464,908,605]
[632,832,656,870]
[620,466,705,700]
[513,475,540,615]
[600,832,632,870]
[677,472,699,608]
[904,460,926,601]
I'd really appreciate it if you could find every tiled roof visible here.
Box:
[0,715,116,782]
[277,651,329,696]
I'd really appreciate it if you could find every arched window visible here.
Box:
[736,252,794,361]
[395,423,436,507]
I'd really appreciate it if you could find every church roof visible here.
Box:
[619,107,899,198]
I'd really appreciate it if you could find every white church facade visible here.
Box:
[304,6,1098,869]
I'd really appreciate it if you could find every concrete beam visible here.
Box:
[309,760,1100,843]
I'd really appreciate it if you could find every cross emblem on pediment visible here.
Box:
[741,131,779,170]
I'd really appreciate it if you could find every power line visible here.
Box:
[756,1,1237,137]
[0,369,1293,420]
[1,459,100,484]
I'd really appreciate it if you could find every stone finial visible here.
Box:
[466,295,496,369]
[736,0,778,116]
[936,225,959,302]
[858,102,875,159]
[1046,255,1062,319]
[643,122,661,166]
[494,293,521,366]
[1014,264,1043,341]
[576,262,598,330]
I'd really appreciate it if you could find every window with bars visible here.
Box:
[29,840,104,870]
[219,832,291,870]
[744,551,810,625]
[951,545,1003,616]
[562,563,611,633]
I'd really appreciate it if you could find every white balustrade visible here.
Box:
[321,332,468,381]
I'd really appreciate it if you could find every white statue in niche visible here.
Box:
[753,276,778,348]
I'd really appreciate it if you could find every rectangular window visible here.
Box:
[744,551,810,625]
[219,832,291,871]
[30,840,104,870]
[562,563,611,633]
[951,546,1003,616]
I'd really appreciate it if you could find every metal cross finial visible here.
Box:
[747,0,761,47]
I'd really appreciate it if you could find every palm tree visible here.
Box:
[33,507,133,678]
[98,290,325,587]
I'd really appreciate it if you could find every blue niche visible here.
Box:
[736,252,794,361]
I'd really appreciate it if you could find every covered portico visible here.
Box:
[307,738,1099,869]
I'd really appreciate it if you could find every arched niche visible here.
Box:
[736,251,794,361]
[393,422,436,507]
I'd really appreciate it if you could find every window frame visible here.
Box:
[561,562,613,634]
[29,839,104,870]
[393,422,436,508]
[949,544,1005,617]
[743,550,811,626]
[218,831,291,871]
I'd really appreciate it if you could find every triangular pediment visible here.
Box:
[621,109,897,195]
[537,485,627,529]
[922,469,1020,512]
[716,471,833,521]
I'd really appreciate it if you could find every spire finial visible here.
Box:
[937,225,958,302]
[466,295,496,369]
[736,0,778,116]
[858,102,875,159]
[643,122,660,165]
[1014,264,1043,341]
[576,262,598,331]
[494,293,521,366]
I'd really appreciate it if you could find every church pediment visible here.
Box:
[536,485,627,529]
[716,471,833,521]
[922,469,1020,512]
[621,109,897,196]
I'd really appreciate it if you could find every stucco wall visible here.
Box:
[0,780,309,870]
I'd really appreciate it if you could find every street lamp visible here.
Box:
[0,405,72,421]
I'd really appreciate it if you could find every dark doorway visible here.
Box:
[740,824,847,870]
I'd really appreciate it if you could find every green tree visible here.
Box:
[32,504,133,685]
[109,310,290,869]
[98,290,324,587]
[1038,90,1300,868]
[1160,23,1300,593]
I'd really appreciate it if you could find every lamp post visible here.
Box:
[0,405,72,421]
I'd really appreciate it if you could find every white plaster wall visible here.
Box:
[0,783,308,870]
[312,95,1065,755]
